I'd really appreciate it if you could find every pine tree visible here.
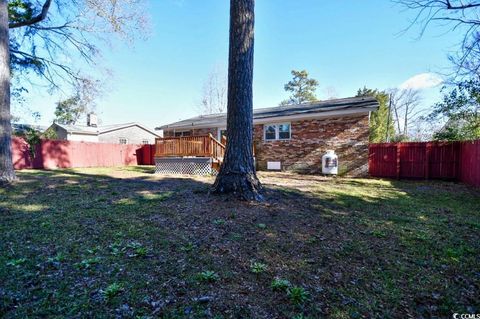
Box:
[356,87,395,143]
[280,70,319,105]
[212,0,262,201]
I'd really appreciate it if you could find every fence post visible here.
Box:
[425,142,430,180]
[396,143,401,179]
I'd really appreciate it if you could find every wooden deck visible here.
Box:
[154,134,226,172]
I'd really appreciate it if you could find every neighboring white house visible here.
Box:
[48,115,160,144]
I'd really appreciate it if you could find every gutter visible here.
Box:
[156,106,378,131]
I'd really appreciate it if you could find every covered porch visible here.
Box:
[154,134,226,175]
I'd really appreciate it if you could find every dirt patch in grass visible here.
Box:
[0,167,479,318]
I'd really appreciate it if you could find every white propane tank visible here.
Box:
[322,150,338,175]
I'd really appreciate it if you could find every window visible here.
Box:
[278,123,291,139]
[264,123,291,141]
[174,131,191,137]
[119,138,128,144]
[142,139,149,145]
[264,124,277,140]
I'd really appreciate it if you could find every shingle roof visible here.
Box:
[12,123,48,134]
[53,122,159,136]
[54,123,99,135]
[156,96,378,130]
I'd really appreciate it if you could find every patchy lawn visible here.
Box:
[0,167,479,318]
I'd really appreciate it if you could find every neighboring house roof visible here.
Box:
[12,123,48,134]
[52,122,160,137]
[156,96,379,130]
[53,123,99,135]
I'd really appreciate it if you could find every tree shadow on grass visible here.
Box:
[122,165,156,174]
[1,169,479,318]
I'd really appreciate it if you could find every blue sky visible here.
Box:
[14,0,461,129]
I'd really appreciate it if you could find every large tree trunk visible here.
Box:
[0,0,16,182]
[212,0,262,201]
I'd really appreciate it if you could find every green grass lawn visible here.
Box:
[0,167,479,318]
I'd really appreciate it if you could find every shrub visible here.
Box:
[250,262,268,274]
[271,278,291,291]
[196,270,219,283]
[287,286,309,305]
[103,283,123,301]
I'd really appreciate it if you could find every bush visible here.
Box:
[271,278,291,291]
[196,270,219,283]
[287,286,309,305]
[250,262,268,274]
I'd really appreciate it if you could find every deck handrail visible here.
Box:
[155,134,225,159]
[209,134,225,161]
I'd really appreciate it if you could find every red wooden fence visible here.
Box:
[369,140,480,188]
[12,137,155,170]
[459,140,480,188]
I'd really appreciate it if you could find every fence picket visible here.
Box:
[369,140,480,188]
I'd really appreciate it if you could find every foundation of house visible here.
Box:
[154,157,215,175]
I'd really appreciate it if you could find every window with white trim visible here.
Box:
[119,138,128,144]
[264,123,291,141]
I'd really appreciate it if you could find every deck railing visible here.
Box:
[155,134,225,160]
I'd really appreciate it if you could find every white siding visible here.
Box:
[98,126,158,144]
[67,133,99,142]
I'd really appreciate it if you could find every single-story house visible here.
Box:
[156,96,379,176]
[49,115,160,144]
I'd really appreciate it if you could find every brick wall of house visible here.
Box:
[253,115,370,176]
[163,114,370,176]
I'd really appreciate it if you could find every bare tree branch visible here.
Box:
[396,0,480,78]
[389,88,423,138]
[197,67,228,115]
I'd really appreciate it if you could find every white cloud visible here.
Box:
[399,73,443,90]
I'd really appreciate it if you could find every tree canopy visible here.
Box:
[53,78,99,125]
[54,96,85,125]
[430,80,480,141]
[356,87,395,142]
[8,0,148,90]
[280,69,319,105]
[0,0,148,182]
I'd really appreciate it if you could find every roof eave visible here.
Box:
[68,131,99,136]
[159,106,377,131]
